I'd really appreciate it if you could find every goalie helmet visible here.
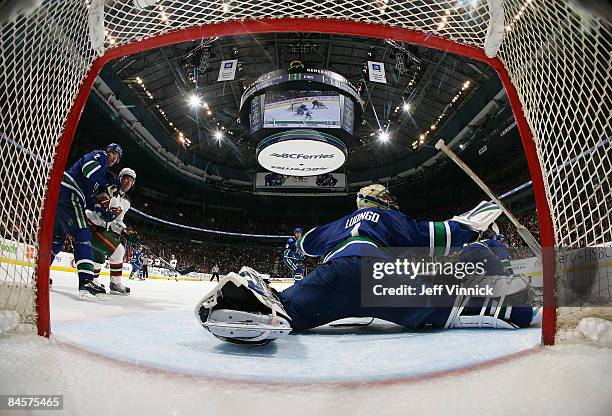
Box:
[356,184,399,211]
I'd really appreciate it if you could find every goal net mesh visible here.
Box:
[0,1,610,340]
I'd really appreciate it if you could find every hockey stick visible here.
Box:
[435,140,542,257]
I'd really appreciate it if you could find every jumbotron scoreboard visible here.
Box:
[240,62,364,177]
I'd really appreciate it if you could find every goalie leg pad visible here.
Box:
[445,274,533,329]
[195,267,292,345]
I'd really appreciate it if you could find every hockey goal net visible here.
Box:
[0,0,610,345]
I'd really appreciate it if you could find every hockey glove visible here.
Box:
[94,204,116,222]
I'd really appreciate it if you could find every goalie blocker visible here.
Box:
[194,267,292,345]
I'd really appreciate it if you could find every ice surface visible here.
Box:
[1,270,611,415]
[48,271,543,383]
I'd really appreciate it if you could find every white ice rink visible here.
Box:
[1,270,612,415]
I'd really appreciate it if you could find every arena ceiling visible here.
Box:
[107,33,497,173]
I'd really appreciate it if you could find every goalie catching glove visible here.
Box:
[194,266,292,345]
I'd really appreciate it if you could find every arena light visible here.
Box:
[379,131,390,142]
[135,76,142,85]
[402,102,412,113]
[188,94,201,108]
[214,131,223,141]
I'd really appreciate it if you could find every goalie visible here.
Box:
[195,184,539,345]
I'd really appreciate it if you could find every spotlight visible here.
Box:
[379,131,390,142]
[214,131,223,141]
[402,102,412,112]
[188,94,201,108]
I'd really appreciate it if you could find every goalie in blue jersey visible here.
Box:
[196,184,540,345]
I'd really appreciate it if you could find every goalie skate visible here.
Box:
[194,266,292,345]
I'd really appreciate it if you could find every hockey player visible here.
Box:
[128,245,144,280]
[51,143,122,299]
[311,100,327,109]
[169,254,178,278]
[196,184,539,345]
[283,227,304,281]
[85,167,138,295]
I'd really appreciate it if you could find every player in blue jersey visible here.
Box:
[196,184,540,345]
[51,143,122,299]
[283,227,304,281]
[128,245,144,280]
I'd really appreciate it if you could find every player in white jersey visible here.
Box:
[169,255,178,277]
[85,168,138,296]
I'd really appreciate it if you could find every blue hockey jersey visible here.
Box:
[130,250,142,265]
[297,207,476,263]
[284,237,302,260]
[61,150,112,210]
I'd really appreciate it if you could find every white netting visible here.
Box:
[0,0,610,340]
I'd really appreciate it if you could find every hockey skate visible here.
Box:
[109,282,131,295]
[79,281,106,300]
[195,266,292,345]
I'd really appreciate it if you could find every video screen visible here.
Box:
[263,91,341,129]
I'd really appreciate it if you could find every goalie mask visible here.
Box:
[356,184,399,211]
[194,267,292,345]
